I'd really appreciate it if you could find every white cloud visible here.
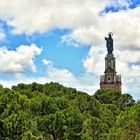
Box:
[0,0,108,34]
[42,59,77,85]
[42,59,100,94]
[65,6,140,51]
[42,59,52,65]
[0,44,42,73]
[116,50,140,63]
[0,72,99,95]
[83,46,106,74]
[117,61,140,99]
[0,59,99,95]
[61,26,104,47]
[47,67,76,84]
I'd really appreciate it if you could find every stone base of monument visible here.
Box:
[100,82,122,93]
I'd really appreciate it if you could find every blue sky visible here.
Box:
[0,0,140,100]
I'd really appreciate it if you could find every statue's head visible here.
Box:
[108,32,113,38]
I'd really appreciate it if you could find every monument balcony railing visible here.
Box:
[100,75,122,84]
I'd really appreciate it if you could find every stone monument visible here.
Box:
[100,33,122,92]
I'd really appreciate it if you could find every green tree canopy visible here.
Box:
[0,82,138,140]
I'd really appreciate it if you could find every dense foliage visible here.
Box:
[0,82,139,140]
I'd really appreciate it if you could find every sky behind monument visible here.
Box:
[0,0,140,99]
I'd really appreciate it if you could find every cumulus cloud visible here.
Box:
[116,50,140,63]
[64,6,140,51]
[0,59,99,95]
[61,26,104,47]
[42,59,76,84]
[0,0,108,34]
[0,44,42,73]
[0,71,99,95]
[83,46,105,74]
[42,59,52,65]
[41,59,100,94]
